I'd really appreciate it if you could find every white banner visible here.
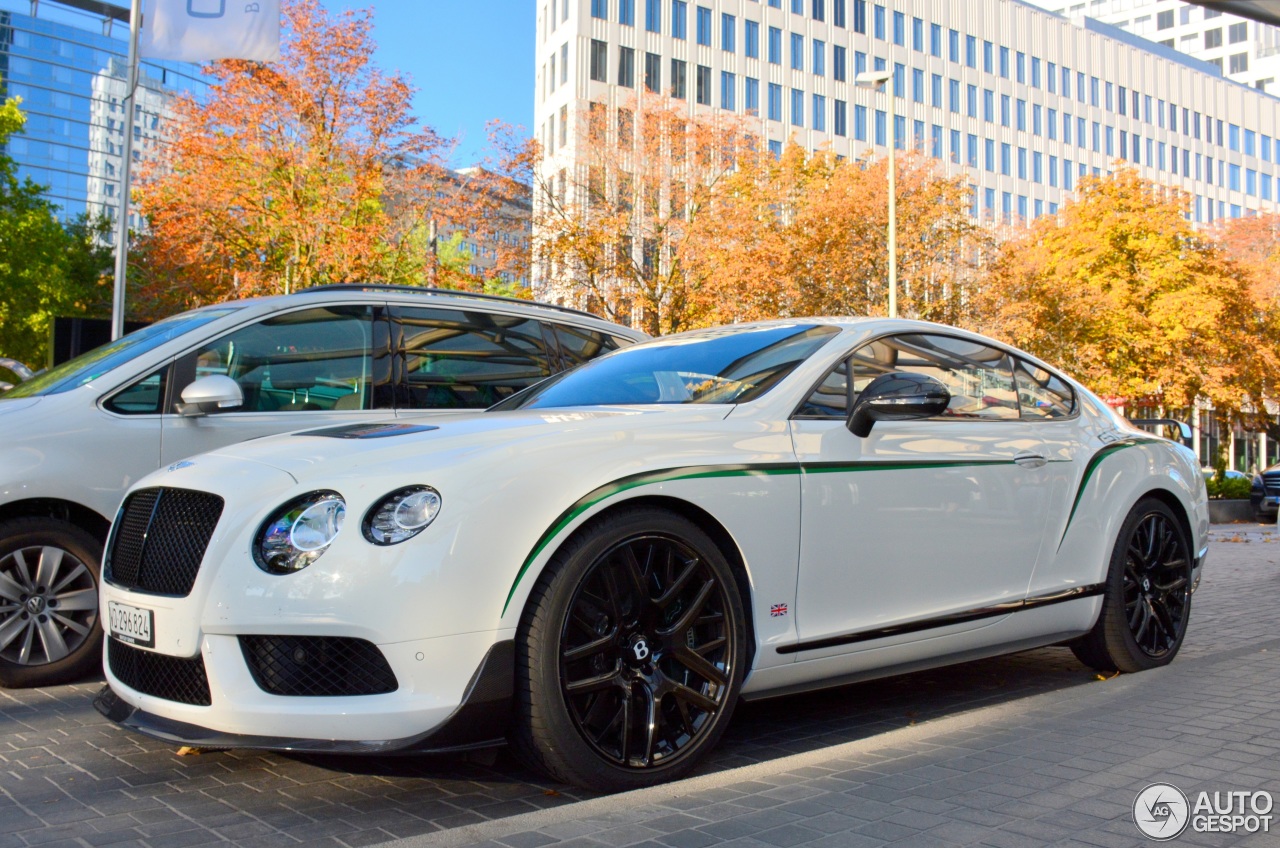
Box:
[139,0,282,63]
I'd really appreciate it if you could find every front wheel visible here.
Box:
[1071,499,1192,673]
[512,508,746,791]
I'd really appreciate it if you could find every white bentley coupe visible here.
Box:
[96,319,1208,790]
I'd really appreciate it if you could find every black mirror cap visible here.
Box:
[846,371,952,437]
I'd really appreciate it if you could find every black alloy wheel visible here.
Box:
[513,508,746,791]
[1121,511,1191,659]
[1071,498,1193,673]
[559,533,735,769]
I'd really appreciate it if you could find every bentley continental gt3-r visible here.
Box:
[96,319,1209,791]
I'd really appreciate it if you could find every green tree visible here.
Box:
[0,91,111,368]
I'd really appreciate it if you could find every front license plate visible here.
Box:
[107,601,154,648]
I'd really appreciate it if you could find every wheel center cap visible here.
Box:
[1142,578,1151,592]
[25,595,46,615]
[626,634,653,666]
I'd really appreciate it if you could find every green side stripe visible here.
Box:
[1056,438,1154,550]
[500,457,1019,615]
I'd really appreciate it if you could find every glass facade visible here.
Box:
[0,0,209,224]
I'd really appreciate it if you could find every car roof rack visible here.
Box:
[294,283,604,322]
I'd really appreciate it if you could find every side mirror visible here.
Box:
[177,375,244,417]
[846,372,951,437]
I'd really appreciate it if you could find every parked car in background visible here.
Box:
[0,286,645,688]
[96,318,1208,791]
[1251,463,1280,521]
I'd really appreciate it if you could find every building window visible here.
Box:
[1000,142,1011,176]
[590,39,608,82]
[646,0,661,32]
[835,0,847,28]
[791,33,805,70]
[791,0,803,13]
[696,6,711,44]
[592,0,607,20]
[983,40,993,73]
[768,82,783,121]
[912,16,923,51]
[768,26,782,64]
[966,133,978,168]
[983,89,994,122]
[931,124,942,158]
[745,20,759,58]
[1048,107,1057,140]
[967,84,977,118]
[985,138,995,172]
[1016,98,1026,131]
[561,43,569,85]
[950,129,961,163]
[721,71,736,109]
[745,77,759,114]
[949,28,960,62]
[1156,9,1174,30]
[999,46,1010,78]
[769,140,782,158]
[791,88,805,126]
[671,58,687,98]
[855,104,868,140]
[672,0,687,39]
[834,45,847,80]
[1205,28,1222,49]
[620,0,634,25]
[813,94,826,131]
[719,13,735,51]
[834,99,847,136]
[873,3,885,39]
[618,46,635,87]
[1229,53,1248,74]
[875,109,887,146]
[1229,22,1248,43]
[696,64,711,104]
[893,62,905,96]
[1000,94,1010,127]
[893,11,905,45]
[929,23,941,56]
[812,0,825,22]
[814,40,825,76]
[644,52,661,92]
[949,79,960,113]
[965,35,976,68]
[913,69,925,103]
[931,73,942,108]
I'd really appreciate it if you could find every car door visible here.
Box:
[390,305,555,415]
[159,304,392,466]
[789,332,1056,654]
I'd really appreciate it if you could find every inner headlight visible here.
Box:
[363,486,441,545]
[255,491,346,574]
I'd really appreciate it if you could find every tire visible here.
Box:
[512,507,747,791]
[1071,498,1192,674]
[0,517,104,688]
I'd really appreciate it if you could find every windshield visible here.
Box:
[4,307,241,398]
[495,324,840,410]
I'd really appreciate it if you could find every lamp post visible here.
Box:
[856,67,897,319]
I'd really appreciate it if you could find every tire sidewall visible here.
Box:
[1103,500,1192,672]
[0,517,104,688]
[521,508,747,790]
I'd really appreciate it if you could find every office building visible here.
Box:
[535,0,1280,234]
[1033,1,1280,94]
[0,0,209,225]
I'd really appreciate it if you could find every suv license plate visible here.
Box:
[107,601,154,648]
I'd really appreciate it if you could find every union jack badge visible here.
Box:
[770,603,788,617]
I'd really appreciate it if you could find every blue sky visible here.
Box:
[320,1,535,166]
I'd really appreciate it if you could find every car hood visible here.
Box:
[206,406,734,483]
[0,397,41,416]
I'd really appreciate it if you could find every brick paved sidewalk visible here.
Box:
[381,524,1280,848]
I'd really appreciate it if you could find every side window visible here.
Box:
[398,308,553,409]
[104,367,168,415]
[184,306,375,413]
[1013,358,1075,419]
[796,360,849,417]
[552,323,622,368]
[850,333,1020,420]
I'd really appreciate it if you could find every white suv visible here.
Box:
[0,286,644,687]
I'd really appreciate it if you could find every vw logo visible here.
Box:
[631,638,650,662]
[25,595,46,615]
[1133,783,1190,841]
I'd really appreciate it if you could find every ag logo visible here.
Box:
[1134,783,1191,840]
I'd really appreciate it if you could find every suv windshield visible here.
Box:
[4,307,241,398]
[495,324,839,410]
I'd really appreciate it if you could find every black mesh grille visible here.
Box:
[108,638,211,706]
[106,488,224,596]
[240,636,398,697]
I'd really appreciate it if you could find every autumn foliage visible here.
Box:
[131,0,522,316]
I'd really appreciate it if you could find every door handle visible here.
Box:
[1014,452,1048,469]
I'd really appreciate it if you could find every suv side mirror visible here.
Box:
[177,375,244,417]
[846,372,951,437]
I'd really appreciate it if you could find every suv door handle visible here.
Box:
[1014,451,1048,469]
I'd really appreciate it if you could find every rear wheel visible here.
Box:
[0,517,103,688]
[1071,499,1192,673]
[512,508,746,791]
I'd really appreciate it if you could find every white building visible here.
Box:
[534,0,1280,230]
[1032,1,1280,94]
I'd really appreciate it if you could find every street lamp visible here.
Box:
[856,68,897,319]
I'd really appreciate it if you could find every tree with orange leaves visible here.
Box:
[130,0,501,316]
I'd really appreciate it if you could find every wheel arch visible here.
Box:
[518,493,759,673]
[1133,486,1196,555]
[0,498,111,544]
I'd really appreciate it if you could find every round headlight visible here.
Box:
[363,486,441,545]
[255,491,346,574]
